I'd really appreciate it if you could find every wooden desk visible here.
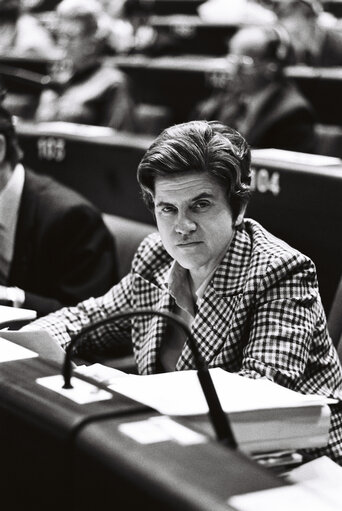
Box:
[111,55,342,124]
[0,354,147,510]
[149,15,239,55]
[0,346,286,511]
[17,121,155,225]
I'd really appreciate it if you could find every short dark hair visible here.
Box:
[0,104,22,167]
[137,120,252,221]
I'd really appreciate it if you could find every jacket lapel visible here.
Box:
[133,263,174,374]
[176,228,253,370]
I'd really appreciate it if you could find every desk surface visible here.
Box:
[0,351,286,511]
[75,412,285,511]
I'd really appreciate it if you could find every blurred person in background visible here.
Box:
[0,0,57,57]
[0,99,118,316]
[35,0,137,130]
[276,0,342,66]
[191,25,316,153]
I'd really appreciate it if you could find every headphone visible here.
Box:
[267,25,294,65]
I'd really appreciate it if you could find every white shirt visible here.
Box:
[0,164,25,284]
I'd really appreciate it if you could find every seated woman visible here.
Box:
[191,25,317,153]
[35,0,136,131]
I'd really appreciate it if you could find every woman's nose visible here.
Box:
[175,213,197,235]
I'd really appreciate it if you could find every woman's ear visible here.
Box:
[0,134,6,164]
[235,204,247,227]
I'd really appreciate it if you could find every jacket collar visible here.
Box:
[150,226,252,298]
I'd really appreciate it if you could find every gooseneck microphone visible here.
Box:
[62,308,237,449]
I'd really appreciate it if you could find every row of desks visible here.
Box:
[3,52,342,124]
[110,55,342,125]
[16,121,342,314]
[0,351,283,510]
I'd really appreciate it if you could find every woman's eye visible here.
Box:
[161,206,176,214]
[193,201,210,210]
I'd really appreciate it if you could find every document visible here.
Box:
[0,330,65,364]
[108,369,332,453]
[109,368,332,416]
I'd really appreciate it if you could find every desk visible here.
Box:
[0,354,148,510]
[128,0,205,15]
[110,54,228,122]
[74,412,284,511]
[111,55,342,124]
[17,121,155,225]
[0,350,285,511]
[149,15,239,55]
[0,53,54,76]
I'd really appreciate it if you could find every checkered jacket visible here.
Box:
[33,218,342,463]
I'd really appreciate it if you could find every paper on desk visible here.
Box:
[285,456,342,508]
[37,374,113,404]
[0,330,66,364]
[228,483,339,511]
[75,363,130,385]
[0,304,36,327]
[0,338,38,362]
[118,416,206,445]
[109,368,332,416]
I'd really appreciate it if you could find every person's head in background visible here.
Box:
[225,25,292,96]
[137,121,251,279]
[0,0,21,49]
[0,99,23,191]
[275,0,324,63]
[56,0,107,71]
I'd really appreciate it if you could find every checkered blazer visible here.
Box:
[33,218,342,463]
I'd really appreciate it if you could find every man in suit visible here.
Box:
[26,120,342,464]
[276,0,342,67]
[191,25,316,153]
[0,103,118,316]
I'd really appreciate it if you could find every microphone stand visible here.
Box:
[62,308,237,449]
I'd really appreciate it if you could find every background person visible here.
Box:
[191,25,316,153]
[25,120,342,464]
[276,0,342,67]
[35,0,136,130]
[0,0,58,58]
[0,102,118,316]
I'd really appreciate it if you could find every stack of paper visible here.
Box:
[108,368,333,454]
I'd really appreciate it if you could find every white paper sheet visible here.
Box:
[0,338,38,362]
[109,368,332,416]
[118,416,207,445]
[36,374,113,404]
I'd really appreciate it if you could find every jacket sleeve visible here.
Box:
[23,205,118,316]
[24,272,134,355]
[238,253,337,392]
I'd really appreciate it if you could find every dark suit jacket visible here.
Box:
[192,80,316,153]
[7,169,118,316]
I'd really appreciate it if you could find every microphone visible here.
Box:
[62,308,237,449]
